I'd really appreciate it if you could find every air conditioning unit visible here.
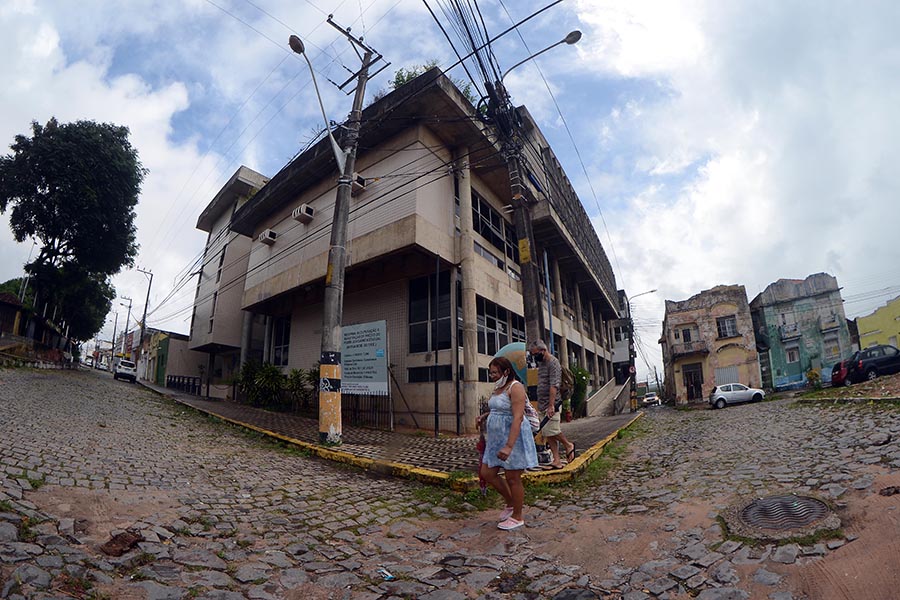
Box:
[292,203,315,224]
[351,173,367,197]
[258,229,277,245]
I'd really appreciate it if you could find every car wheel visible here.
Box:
[866,369,878,381]
[843,378,852,387]
[752,393,762,402]
[715,398,726,409]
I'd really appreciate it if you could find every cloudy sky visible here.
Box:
[2,0,899,381]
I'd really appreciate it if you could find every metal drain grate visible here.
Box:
[739,495,829,530]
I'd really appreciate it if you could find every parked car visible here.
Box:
[841,345,900,384]
[709,383,764,409]
[830,360,851,387]
[113,359,137,383]
[642,392,660,406]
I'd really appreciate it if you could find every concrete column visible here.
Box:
[588,302,602,386]
[240,311,253,367]
[551,257,568,362]
[263,316,272,364]
[574,285,587,368]
[456,149,479,433]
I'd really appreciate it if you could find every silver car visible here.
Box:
[709,383,764,409]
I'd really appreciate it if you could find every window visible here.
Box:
[472,192,519,264]
[272,316,290,366]
[215,243,227,283]
[824,337,840,361]
[408,272,451,353]
[476,296,522,355]
[716,316,738,338]
[208,292,218,334]
[682,328,692,343]
[408,365,452,383]
[474,242,503,269]
[786,346,800,363]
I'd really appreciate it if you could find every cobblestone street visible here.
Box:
[2,368,900,599]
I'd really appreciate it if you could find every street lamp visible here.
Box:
[289,35,348,174]
[501,30,582,83]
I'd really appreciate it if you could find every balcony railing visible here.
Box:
[819,316,840,331]
[779,323,801,340]
[671,340,709,358]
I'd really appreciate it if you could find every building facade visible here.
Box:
[196,69,621,432]
[749,273,851,389]
[857,295,900,349]
[189,166,270,398]
[660,285,760,404]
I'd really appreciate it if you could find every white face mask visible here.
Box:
[493,375,508,390]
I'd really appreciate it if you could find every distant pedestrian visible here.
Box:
[477,356,538,530]
[529,340,575,469]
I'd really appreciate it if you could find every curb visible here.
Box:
[143,381,645,490]
[795,396,900,404]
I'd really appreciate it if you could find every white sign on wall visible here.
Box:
[342,320,389,395]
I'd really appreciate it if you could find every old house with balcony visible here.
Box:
[197,68,621,433]
[660,285,760,404]
[750,273,851,389]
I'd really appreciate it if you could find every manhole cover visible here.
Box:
[740,495,829,530]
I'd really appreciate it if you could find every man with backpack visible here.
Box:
[529,340,576,470]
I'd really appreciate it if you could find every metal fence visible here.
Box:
[167,375,202,396]
[234,388,393,431]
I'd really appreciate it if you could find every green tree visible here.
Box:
[0,118,146,277]
[0,118,146,341]
[0,277,34,309]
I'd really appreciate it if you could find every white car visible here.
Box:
[641,392,660,406]
[113,359,137,383]
[709,383,764,409]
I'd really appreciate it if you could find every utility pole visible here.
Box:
[136,267,153,379]
[120,298,132,357]
[290,18,385,445]
[110,312,118,363]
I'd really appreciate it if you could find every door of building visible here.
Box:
[682,363,704,401]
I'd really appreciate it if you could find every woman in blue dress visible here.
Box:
[478,356,538,530]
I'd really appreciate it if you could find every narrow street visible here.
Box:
[1,368,899,599]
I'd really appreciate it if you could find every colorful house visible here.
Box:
[660,285,760,404]
[750,273,851,389]
[856,295,900,349]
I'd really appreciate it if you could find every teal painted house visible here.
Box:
[749,273,851,390]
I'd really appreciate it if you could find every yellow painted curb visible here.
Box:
[162,388,643,491]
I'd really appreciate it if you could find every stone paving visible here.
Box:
[1,367,899,599]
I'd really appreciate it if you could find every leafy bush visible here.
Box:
[569,365,591,417]
[806,368,822,390]
[254,363,286,408]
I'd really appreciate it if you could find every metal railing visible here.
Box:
[166,375,202,396]
[671,340,709,358]
[234,387,393,431]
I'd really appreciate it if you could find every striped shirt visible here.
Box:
[536,353,561,412]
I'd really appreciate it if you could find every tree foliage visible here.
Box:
[0,118,145,276]
[377,60,478,106]
[0,118,145,341]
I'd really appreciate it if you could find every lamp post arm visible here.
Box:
[501,40,564,82]
[301,51,347,173]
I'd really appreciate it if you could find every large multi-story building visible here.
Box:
[189,166,269,397]
[856,295,900,349]
[749,273,851,389]
[191,68,621,432]
[660,285,760,404]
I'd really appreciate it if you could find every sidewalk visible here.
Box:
[141,380,643,489]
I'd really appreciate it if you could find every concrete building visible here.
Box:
[660,285,760,404]
[145,330,206,388]
[610,290,633,385]
[198,68,621,432]
[189,166,270,398]
[856,295,900,349]
[749,273,851,389]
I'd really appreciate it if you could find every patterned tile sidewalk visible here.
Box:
[143,381,641,483]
